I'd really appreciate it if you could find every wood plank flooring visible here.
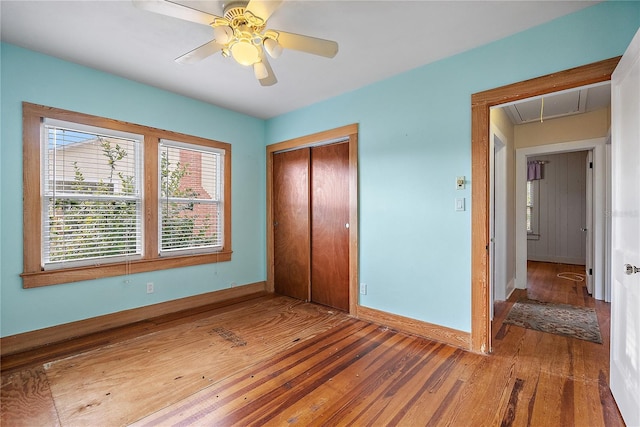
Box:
[1,262,624,426]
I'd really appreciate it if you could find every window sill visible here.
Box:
[21,251,232,288]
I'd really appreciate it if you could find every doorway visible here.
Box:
[514,141,606,299]
[470,57,620,353]
[489,106,607,327]
[266,124,359,315]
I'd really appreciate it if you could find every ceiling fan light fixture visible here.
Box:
[212,24,233,44]
[253,61,268,80]
[230,40,260,66]
[137,0,339,85]
[263,37,283,59]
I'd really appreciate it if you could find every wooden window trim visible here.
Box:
[470,57,619,353]
[21,102,232,288]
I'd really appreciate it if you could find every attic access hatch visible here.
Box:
[504,83,611,124]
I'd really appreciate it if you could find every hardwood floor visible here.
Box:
[1,262,624,426]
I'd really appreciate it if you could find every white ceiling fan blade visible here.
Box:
[245,0,283,22]
[175,40,224,64]
[258,51,277,86]
[273,31,338,58]
[133,0,221,26]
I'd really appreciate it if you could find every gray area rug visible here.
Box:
[504,299,602,344]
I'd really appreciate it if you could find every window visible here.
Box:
[43,120,143,270]
[526,180,533,233]
[526,180,539,237]
[22,103,232,288]
[159,140,223,255]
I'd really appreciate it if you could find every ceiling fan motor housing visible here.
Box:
[223,1,248,20]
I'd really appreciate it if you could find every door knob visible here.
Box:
[624,264,640,275]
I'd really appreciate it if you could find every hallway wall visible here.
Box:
[527,151,588,265]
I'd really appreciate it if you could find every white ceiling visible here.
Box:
[1,0,600,119]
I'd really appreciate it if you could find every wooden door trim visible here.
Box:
[470,57,620,353]
[266,124,359,315]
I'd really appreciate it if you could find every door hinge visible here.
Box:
[589,268,593,276]
[589,162,593,169]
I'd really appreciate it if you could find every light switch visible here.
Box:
[456,176,465,190]
[455,198,465,211]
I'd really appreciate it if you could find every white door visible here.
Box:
[585,150,594,295]
[610,28,640,427]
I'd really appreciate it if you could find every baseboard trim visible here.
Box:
[356,305,471,350]
[1,281,267,357]
[527,256,586,265]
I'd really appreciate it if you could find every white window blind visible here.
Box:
[42,121,143,269]
[526,180,538,234]
[526,181,532,232]
[159,140,223,255]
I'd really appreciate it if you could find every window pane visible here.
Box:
[159,141,223,254]
[43,124,142,268]
[45,199,140,262]
[526,180,537,234]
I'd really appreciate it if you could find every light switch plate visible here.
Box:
[455,198,465,211]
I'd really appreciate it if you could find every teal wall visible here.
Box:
[265,2,640,332]
[0,44,266,336]
[1,1,638,338]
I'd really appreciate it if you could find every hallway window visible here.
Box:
[526,180,539,235]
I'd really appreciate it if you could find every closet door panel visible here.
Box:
[311,142,349,311]
[273,149,310,301]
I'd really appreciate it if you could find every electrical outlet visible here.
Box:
[146,282,154,294]
[360,283,367,295]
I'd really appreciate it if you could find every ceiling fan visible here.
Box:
[133,0,339,86]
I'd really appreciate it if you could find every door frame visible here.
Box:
[266,124,359,315]
[514,141,605,298]
[586,149,595,295]
[489,127,508,314]
[470,57,620,353]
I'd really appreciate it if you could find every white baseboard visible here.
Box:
[527,256,585,265]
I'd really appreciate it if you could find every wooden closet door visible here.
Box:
[273,149,310,301]
[311,142,349,311]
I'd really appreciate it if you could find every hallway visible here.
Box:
[489,260,621,425]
